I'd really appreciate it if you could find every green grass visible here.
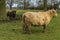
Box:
[0,10,60,40]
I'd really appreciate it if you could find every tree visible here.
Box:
[0,0,6,20]
[51,0,59,10]
[44,0,47,11]
[10,0,13,9]
[23,0,30,9]
[7,0,13,10]
[24,0,26,9]
[25,0,30,8]
[18,0,26,9]
[37,0,44,10]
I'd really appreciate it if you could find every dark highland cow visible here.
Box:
[7,10,16,20]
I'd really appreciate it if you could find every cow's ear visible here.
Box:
[55,9,57,11]
[50,9,55,13]
[50,10,55,16]
[12,10,16,13]
[52,10,55,13]
[14,11,16,13]
[13,10,16,13]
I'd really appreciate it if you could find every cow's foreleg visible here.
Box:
[42,25,46,33]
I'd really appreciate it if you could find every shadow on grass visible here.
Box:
[9,27,51,35]
[0,19,22,23]
[9,28,42,34]
[0,20,11,23]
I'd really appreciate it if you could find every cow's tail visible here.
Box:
[22,15,26,33]
[22,15,26,23]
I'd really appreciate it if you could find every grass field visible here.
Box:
[0,10,60,40]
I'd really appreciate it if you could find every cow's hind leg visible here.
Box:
[23,24,26,33]
[23,24,31,34]
[27,25,31,34]
[23,23,28,34]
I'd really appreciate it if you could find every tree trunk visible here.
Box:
[0,0,6,20]
[44,0,47,11]
[24,0,26,9]
[10,0,12,10]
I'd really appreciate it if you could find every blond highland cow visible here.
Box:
[22,9,57,34]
